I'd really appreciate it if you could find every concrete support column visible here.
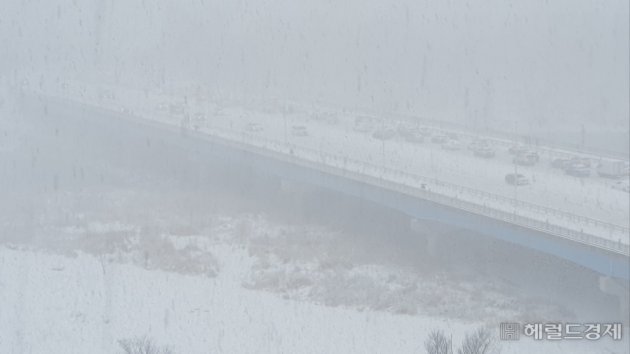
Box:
[425,232,440,257]
[280,178,309,220]
[599,276,630,323]
[411,218,440,258]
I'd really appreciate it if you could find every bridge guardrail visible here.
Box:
[205,126,629,256]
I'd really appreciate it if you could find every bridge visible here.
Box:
[17,90,630,313]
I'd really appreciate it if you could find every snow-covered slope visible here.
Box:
[1,240,626,354]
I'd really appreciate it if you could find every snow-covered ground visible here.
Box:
[1,203,627,354]
[2,210,627,354]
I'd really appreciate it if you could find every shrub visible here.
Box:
[424,329,453,354]
[118,336,173,354]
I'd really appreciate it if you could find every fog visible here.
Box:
[3,1,629,128]
[1,1,629,353]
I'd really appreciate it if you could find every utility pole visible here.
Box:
[513,120,518,214]
[283,103,288,146]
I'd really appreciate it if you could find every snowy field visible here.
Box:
[2,210,628,354]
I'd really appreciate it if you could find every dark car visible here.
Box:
[244,122,263,132]
[397,125,424,143]
[431,134,448,144]
[468,139,489,151]
[404,130,424,143]
[169,103,185,116]
[372,128,396,140]
[474,146,495,158]
[508,145,529,155]
[505,173,530,185]
[565,164,590,177]
[291,125,308,137]
[418,127,431,136]
[513,152,538,166]
[551,158,572,169]
[396,123,414,136]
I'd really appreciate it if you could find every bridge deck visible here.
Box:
[21,93,630,279]
[33,90,629,255]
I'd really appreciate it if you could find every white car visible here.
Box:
[611,179,630,193]
[244,122,263,133]
[291,125,308,137]
[441,139,462,150]
[431,134,448,144]
[353,116,375,133]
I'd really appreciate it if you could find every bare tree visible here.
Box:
[457,327,495,354]
[118,336,173,354]
[424,329,453,354]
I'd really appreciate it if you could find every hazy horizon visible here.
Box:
[2,0,628,133]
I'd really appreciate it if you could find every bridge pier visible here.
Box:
[425,232,440,258]
[599,276,630,323]
[279,178,313,221]
[410,218,443,258]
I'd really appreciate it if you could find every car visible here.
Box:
[418,127,431,136]
[513,152,538,166]
[474,146,495,158]
[525,151,540,162]
[468,139,489,151]
[404,130,424,143]
[98,89,115,101]
[396,122,414,135]
[409,132,425,143]
[431,134,448,144]
[570,157,591,168]
[565,163,590,177]
[353,116,375,132]
[244,122,263,132]
[192,113,205,130]
[505,173,530,185]
[441,139,462,150]
[291,125,308,137]
[597,159,626,178]
[311,111,338,125]
[551,158,572,169]
[611,179,630,193]
[396,127,424,143]
[397,124,424,143]
[508,145,529,155]
[169,103,185,116]
[372,128,396,140]
[156,103,170,112]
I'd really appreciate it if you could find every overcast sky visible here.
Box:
[2,0,628,130]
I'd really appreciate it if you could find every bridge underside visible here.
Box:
[269,161,629,281]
